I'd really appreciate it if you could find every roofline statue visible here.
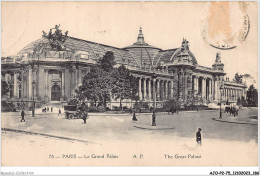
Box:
[42,24,68,51]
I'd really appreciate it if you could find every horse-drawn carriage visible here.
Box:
[224,103,239,117]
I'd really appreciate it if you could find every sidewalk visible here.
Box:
[212,117,257,125]
[212,108,258,125]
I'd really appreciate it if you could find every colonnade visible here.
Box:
[2,67,246,104]
[2,71,21,99]
[192,76,215,101]
[137,77,173,101]
[2,66,83,102]
[222,87,244,102]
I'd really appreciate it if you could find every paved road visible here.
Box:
[2,108,258,143]
[1,108,258,166]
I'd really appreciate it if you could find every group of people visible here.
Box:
[20,106,62,122]
[42,106,53,113]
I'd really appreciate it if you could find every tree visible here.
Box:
[1,81,9,98]
[112,65,139,109]
[247,85,258,107]
[241,96,247,106]
[77,51,116,109]
[77,66,113,109]
[97,51,116,72]
[233,73,243,83]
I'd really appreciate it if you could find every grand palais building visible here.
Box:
[1,26,247,108]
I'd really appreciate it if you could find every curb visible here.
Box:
[212,118,258,125]
[134,123,175,130]
[1,128,101,145]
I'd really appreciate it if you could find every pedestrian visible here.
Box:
[21,110,26,122]
[196,128,202,145]
[132,112,137,121]
[82,112,88,124]
[47,107,49,112]
[58,109,62,116]
[44,107,47,113]
[51,107,53,112]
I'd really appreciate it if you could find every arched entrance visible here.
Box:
[51,85,61,101]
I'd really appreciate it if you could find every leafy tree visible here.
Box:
[247,85,258,107]
[77,66,113,109]
[241,96,247,106]
[237,97,241,105]
[112,65,139,109]
[97,51,116,72]
[76,51,117,109]
[164,99,179,111]
[1,81,9,98]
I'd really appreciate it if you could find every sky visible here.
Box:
[1,1,258,87]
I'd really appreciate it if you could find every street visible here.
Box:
[1,108,258,166]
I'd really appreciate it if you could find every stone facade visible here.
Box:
[1,27,247,107]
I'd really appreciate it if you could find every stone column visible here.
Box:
[13,72,17,98]
[165,81,168,100]
[226,88,228,100]
[214,77,218,101]
[139,78,142,100]
[21,70,24,99]
[44,70,48,100]
[178,71,183,101]
[187,73,192,100]
[76,67,79,88]
[209,79,212,98]
[183,73,187,100]
[171,80,174,99]
[159,80,162,100]
[69,69,74,97]
[234,89,236,101]
[202,78,206,100]
[227,88,229,100]
[48,71,51,100]
[4,73,8,83]
[148,79,151,100]
[62,70,65,98]
[78,69,82,86]
[193,77,197,93]
[143,78,147,99]
[28,67,32,100]
[152,79,156,104]
[156,79,160,100]
[224,88,227,101]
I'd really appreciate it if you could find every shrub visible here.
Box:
[97,106,106,112]
[163,99,179,111]
[112,106,120,111]
[88,105,97,112]
[1,101,16,112]
[134,101,149,109]
[122,106,129,111]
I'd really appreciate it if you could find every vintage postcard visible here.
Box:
[1,1,258,170]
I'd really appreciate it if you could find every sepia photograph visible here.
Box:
[1,1,258,172]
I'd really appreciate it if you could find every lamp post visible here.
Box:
[32,80,36,117]
[219,81,224,119]
[151,73,157,126]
